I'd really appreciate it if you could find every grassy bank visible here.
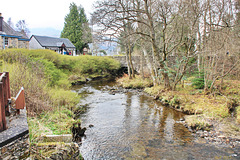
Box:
[0,49,121,143]
[117,75,240,138]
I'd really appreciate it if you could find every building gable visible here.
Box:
[31,35,75,49]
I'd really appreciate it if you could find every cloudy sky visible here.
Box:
[0,0,96,31]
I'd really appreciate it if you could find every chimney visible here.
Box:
[0,13,3,32]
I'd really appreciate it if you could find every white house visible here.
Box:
[29,35,76,56]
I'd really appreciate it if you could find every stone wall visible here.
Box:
[0,134,30,160]
[30,142,81,160]
[18,41,29,49]
[8,38,18,48]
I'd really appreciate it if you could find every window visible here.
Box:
[5,37,8,46]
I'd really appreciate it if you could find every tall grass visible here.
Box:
[0,49,121,141]
[0,49,121,78]
[0,48,121,114]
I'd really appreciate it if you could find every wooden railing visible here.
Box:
[0,72,26,132]
[0,72,10,132]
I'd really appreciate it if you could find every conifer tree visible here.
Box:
[61,3,92,53]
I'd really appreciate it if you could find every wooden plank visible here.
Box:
[0,83,3,131]
[0,82,6,131]
[15,87,25,110]
[5,72,10,112]
[0,72,5,82]
[2,75,8,114]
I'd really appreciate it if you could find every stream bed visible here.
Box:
[72,80,239,160]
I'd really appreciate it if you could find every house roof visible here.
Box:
[31,35,75,48]
[1,20,28,39]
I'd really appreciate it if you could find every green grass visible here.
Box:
[0,49,120,81]
[117,74,153,89]
[237,106,240,123]
[0,49,121,144]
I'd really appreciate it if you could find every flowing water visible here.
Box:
[72,80,238,160]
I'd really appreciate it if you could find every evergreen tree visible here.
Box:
[61,3,92,53]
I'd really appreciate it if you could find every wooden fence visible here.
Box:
[0,72,10,132]
[0,72,26,132]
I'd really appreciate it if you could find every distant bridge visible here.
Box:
[110,56,143,73]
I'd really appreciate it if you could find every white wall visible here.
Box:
[29,36,44,49]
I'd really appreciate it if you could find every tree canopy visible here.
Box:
[61,3,92,53]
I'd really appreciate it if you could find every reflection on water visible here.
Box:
[72,80,238,160]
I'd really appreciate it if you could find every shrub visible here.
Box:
[191,71,205,89]
[117,75,153,89]
[1,62,51,115]
[49,88,79,108]
[237,106,240,124]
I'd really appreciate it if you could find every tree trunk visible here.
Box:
[142,47,157,86]
[129,45,135,78]
[125,46,132,79]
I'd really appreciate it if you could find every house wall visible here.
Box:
[0,36,3,49]
[8,37,18,48]
[29,36,44,49]
[18,41,29,49]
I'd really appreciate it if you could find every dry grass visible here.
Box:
[116,74,153,89]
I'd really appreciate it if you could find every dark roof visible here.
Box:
[1,20,28,39]
[32,35,75,48]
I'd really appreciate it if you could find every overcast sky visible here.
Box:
[0,0,96,31]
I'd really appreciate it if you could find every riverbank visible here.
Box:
[75,80,239,159]
[0,49,121,158]
[117,75,240,142]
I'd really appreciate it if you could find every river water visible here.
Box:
[72,80,238,160]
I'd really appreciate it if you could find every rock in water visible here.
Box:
[71,122,87,142]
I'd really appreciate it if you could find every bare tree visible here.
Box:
[15,20,30,36]
[93,0,240,91]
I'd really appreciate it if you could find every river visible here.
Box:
[72,79,238,160]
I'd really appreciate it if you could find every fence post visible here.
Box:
[5,72,10,113]
[0,82,7,131]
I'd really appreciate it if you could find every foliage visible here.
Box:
[0,61,51,115]
[0,49,121,83]
[237,106,240,124]
[28,107,78,142]
[117,74,153,89]
[15,19,30,36]
[48,88,80,108]
[191,72,205,89]
[40,107,75,135]
[0,49,120,144]
[61,3,92,52]
[99,50,107,55]
[185,115,212,131]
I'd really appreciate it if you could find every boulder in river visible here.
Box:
[71,122,87,142]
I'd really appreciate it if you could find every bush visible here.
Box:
[117,74,153,89]
[191,71,205,89]
[1,62,51,115]
[49,88,79,108]
[0,49,121,141]
[237,106,240,124]
[0,49,121,79]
